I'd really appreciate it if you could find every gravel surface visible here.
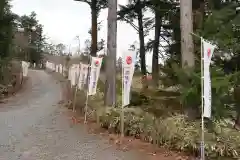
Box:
[0,70,147,160]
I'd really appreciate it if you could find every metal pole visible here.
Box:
[72,36,82,112]
[76,36,81,55]
[84,67,90,123]
[72,84,78,112]
[121,60,124,138]
[190,33,205,160]
[84,93,89,123]
[72,65,80,112]
[84,57,91,123]
[200,37,205,160]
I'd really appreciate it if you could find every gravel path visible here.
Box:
[0,70,147,160]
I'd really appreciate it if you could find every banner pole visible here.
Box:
[121,104,124,139]
[190,33,205,159]
[84,63,91,124]
[121,60,124,139]
[200,37,205,160]
[121,107,124,140]
[72,65,80,112]
[72,84,78,112]
[84,89,89,124]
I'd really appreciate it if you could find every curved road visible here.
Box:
[0,70,147,160]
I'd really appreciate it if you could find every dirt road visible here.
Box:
[0,70,147,160]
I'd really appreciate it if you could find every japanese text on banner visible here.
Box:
[122,50,136,106]
[88,57,102,95]
[202,39,215,118]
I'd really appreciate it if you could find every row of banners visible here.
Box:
[46,51,136,106]
[46,37,214,159]
[46,39,214,118]
[46,40,214,117]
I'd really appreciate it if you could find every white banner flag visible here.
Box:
[59,64,63,73]
[46,61,49,69]
[55,64,58,72]
[70,67,75,86]
[202,39,215,118]
[122,50,136,106]
[68,67,72,80]
[78,63,89,90]
[21,61,29,77]
[52,63,55,70]
[70,64,79,87]
[88,57,102,95]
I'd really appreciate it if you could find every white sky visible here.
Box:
[11,0,156,71]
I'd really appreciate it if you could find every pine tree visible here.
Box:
[0,0,16,59]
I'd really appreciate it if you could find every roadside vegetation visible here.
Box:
[0,0,44,98]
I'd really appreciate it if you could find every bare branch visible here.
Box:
[74,0,91,6]
[120,17,139,32]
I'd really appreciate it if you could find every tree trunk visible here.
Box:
[180,0,194,68]
[234,86,240,130]
[152,10,162,88]
[137,7,147,89]
[193,0,205,58]
[91,0,98,57]
[180,0,196,119]
[104,0,117,106]
[235,114,240,130]
[0,0,6,18]
[193,0,205,31]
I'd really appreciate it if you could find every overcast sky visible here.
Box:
[11,0,154,70]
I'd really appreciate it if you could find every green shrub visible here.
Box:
[130,91,150,106]
[0,59,12,85]
[170,63,235,119]
[87,89,239,159]
[89,65,240,159]
[0,59,23,97]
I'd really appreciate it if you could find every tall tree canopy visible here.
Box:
[0,0,17,59]
[74,0,107,56]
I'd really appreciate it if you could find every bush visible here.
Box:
[167,63,236,119]
[97,107,240,159]
[0,59,23,98]
[79,62,240,159]
[86,83,240,159]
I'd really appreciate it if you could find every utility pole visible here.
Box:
[76,36,81,55]
[180,0,194,68]
[104,0,117,106]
